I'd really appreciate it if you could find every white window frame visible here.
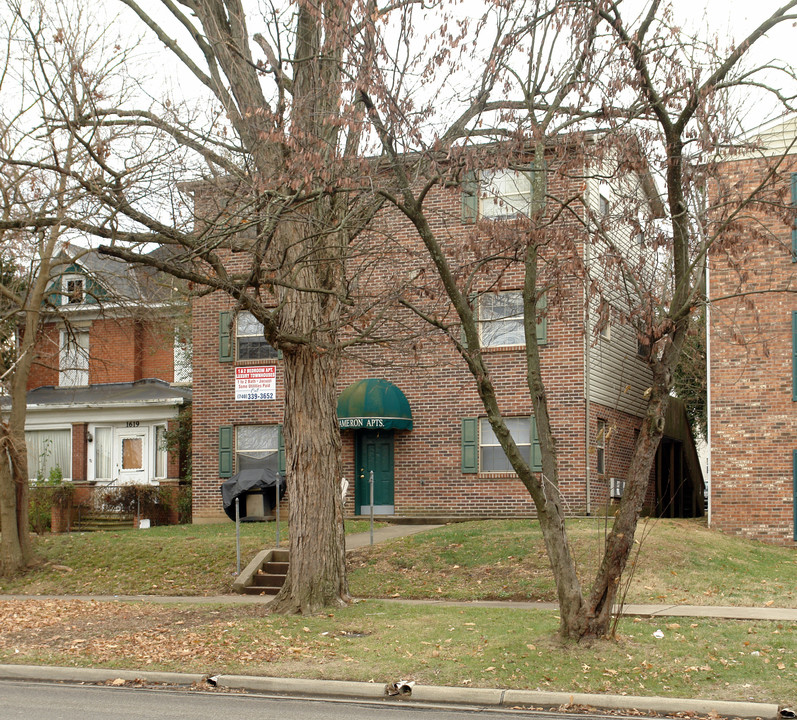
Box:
[595,419,607,475]
[480,169,532,219]
[235,424,279,473]
[26,428,72,482]
[59,329,89,387]
[61,274,85,305]
[94,426,114,481]
[154,424,168,479]
[479,417,532,473]
[479,291,524,347]
[236,312,278,362]
[173,335,192,383]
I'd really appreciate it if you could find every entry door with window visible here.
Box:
[356,430,394,515]
[118,431,148,484]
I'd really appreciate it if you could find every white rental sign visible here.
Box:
[235,366,276,401]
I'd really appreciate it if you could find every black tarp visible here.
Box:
[220,468,285,521]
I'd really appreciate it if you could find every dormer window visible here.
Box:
[62,275,84,304]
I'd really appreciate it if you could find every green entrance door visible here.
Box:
[355,430,394,515]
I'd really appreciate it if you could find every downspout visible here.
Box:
[705,263,712,526]
[584,194,592,516]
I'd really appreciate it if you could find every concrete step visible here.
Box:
[234,548,290,595]
[73,512,134,532]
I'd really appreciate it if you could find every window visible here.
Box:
[154,425,167,479]
[59,330,89,387]
[599,193,610,216]
[480,169,532,219]
[236,424,280,473]
[95,427,113,480]
[26,429,71,481]
[236,312,278,361]
[595,419,607,475]
[462,169,533,221]
[478,291,547,347]
[121,437,143,470]
[173,335,192,383]
[461,417,541,473]
[220,311,278,362]
[61,275,84,304]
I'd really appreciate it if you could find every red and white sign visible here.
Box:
[235,366,276,401]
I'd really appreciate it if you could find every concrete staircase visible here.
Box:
[73,510,135,532]
[233,548,288,596]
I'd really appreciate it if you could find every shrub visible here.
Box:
[98,484,171,518]
[28,467,75,534]
[177,483,192,524]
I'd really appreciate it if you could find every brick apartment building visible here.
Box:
[191,154,704,524]
[20,247,190,499]
[708,116,797,545]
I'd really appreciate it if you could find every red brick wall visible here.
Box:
[27,324,59,390]
[190,172,650,523]
[709,154,797,545]
[27,316,175,390]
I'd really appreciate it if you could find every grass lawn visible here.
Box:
[0,598,794,705]
[347,518,797,608]
[0,520,378,597]
[1,517,795,706]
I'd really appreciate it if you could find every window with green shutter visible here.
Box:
[219,311,233,362]
[476,291,547,347]
[465,416,542,474]
[219,426,233,477]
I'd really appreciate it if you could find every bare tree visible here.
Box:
[360,0,797,639]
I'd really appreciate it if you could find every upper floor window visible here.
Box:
[462,169,533,222]
[219,310,278,362]
[173,335,192,383]
[478,291,547,347]
[62,275,84,304]
[59,330,89,387]
[480,169,532,219]
[236,312,278,361]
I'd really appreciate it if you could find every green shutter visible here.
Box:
[461,417,478,473]
[462,171,478,224]
[531,417,542,472]
[219,311,233,362]
[793,312,797,401]
[536,293,547,345]
[219,425,233,477]
[791,173,797,262]
[278,425,286,474]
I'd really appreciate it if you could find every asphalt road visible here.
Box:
[0,680,585,720]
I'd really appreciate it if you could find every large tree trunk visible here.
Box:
[0,429,26,576]
[270,343,349,613]
[267,214,349,614]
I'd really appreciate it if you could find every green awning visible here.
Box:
[337,379,413,430]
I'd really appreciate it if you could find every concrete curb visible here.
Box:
[0,664,781,719]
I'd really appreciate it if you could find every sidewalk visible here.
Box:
[0,521,793,719]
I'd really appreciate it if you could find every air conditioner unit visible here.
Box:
[609,478,625,499]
